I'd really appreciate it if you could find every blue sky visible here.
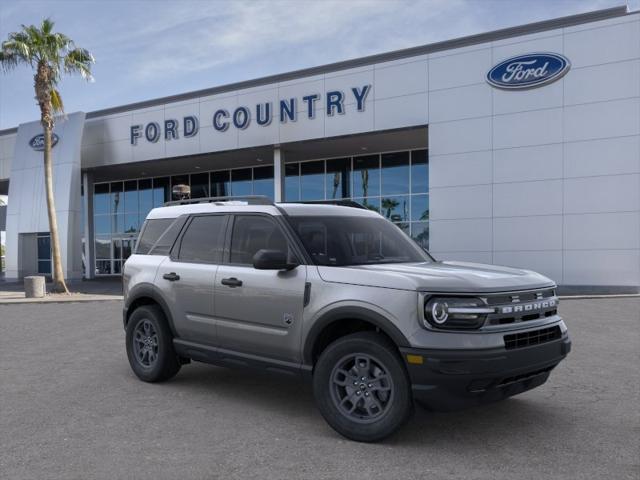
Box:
[0,0,632,129]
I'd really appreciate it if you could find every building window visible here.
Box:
[90,148,429,275]
[211,171,230,197]
[231,168,252,196]
[190,172,210,199]
[283,149,429,248]
[326,158,350,199]
[300,161,325,201]
[253,166,274,199]
[284,164,300,201]
[92,163,281,274]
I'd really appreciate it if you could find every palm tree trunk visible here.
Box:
[43,123,69,293]
[35,62,69,294]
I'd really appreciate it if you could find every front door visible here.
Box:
[157,214,228,345]
[214,214,307,363]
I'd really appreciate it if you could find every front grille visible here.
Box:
[503,326,561,350]
[485,288,555,306]
[484,288,558,326]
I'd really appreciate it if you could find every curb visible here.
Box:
[0,295,123,305]
[559,294,640,300]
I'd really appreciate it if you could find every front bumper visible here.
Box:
[400,333,571,411]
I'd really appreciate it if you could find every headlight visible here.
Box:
[424,297,494,330]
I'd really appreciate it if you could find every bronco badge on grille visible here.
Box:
[500,298,556,314]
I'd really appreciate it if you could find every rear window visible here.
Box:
[136,218,182,255]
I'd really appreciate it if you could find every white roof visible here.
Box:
[145,202,380,220]
[279,203,381,217]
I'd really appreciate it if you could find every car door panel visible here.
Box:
[215,265,307,362]
[157,257,217,343]
[156,214,228,346]
[214,214,307,363]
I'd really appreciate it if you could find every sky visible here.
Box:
[0,0,636,130]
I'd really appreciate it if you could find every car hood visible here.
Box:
[316,261,555,293]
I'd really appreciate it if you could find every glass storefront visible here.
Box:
[91,149,428,275]
[285,149,429,249]
[92,165,275,275]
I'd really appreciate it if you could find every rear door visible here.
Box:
[157,214,228,345]
[214,214,307,363]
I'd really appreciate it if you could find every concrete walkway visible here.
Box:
[0,277,123,303]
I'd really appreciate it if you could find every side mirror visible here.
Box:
[252,249,298,271]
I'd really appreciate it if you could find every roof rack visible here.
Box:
[164,195,275,207]
[285,200,368,210]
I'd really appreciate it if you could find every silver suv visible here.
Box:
[123,196,571,442]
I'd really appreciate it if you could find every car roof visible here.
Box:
[145,202,381,220]
[278,203,380,217]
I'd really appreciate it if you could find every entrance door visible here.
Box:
[214,214,307,363]
[36,232,51,275]
[157,214,228,345]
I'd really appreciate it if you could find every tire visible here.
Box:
[125,304,181,383]
[313,331,413,442]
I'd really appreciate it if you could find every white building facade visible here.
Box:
[0,6,638,293]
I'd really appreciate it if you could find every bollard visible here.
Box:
[24,276,46,298]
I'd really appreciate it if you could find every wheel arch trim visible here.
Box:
[303,305,411,365]
[124,283,177,336]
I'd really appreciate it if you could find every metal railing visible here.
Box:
[164,195,275,206]
[164,196,367,209]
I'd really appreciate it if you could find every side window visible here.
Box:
[229,215,289,265]
[136,218,174,254]
[177,215,226,263]
[149,217,187,256]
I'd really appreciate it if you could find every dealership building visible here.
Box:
[0,6,638,293]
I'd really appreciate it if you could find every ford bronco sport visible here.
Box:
[123,196,571,442]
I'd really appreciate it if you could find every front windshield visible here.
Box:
[288,215,432,266]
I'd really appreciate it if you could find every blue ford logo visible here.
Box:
[487,53,570,90]
[29,133,59,151]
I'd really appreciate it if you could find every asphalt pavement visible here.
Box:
[0,297,638,479]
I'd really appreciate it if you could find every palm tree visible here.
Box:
[0,19,94,293]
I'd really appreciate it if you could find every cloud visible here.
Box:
[106,0,472,81]
[0,0,626,129]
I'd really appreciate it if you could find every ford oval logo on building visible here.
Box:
[29,133,59,151]
[487,53,570,90]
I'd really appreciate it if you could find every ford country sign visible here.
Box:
[130,84,371,145]
[487,53,570,90]
[29,133,59,151]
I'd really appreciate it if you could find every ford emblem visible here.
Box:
[487,53,570,90]
[29,133,59,151]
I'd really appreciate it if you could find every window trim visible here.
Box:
[170,213,229,265]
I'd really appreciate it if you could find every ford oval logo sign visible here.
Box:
[487,53,570,90]
[29,133,59,151]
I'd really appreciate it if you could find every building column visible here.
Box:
[273,146,285,202]
[82,171,95,279]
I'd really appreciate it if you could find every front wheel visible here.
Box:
[125,305,181,382]
[313,332,413,442]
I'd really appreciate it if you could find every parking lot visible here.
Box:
[0,297,638,479]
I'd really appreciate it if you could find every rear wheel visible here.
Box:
[313,332,413,442]
[126,305,181,382]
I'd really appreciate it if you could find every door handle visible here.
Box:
[221,277,243,288]
[162,272,180,281]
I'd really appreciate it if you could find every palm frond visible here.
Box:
[50,88,64,114]
[41,18,54,35]
[64,47,94,81]
[2,36,32,61]
[0,50,19,70]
